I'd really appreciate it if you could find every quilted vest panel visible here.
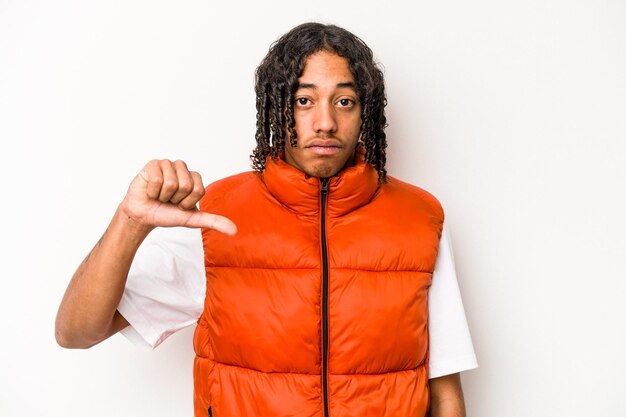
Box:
[193,157,443,417]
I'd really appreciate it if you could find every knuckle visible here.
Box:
[159,158,173,168]
[191,183,205,197]
[178,200,194,210]
[178,180,193,194]
[191,172,204,190]
[163,179,178,190]
[174,159,188,168]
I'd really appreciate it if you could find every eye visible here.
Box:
[296,97,310,106]
[338,98,354,107]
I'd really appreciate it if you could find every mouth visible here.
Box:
[306,140,342,155]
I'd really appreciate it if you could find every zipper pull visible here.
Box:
[320,178,329,194]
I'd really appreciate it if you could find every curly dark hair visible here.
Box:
[250,22,388,183]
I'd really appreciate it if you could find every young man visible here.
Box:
[56,23,476,417]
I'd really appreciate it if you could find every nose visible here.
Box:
[312,102,337,134]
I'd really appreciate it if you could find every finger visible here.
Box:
[169,160,195,205]
[138,170,150,183]
[177,171,205,210]
[157,160,179,203]
[184,211,238,235]
[141,161,165,200]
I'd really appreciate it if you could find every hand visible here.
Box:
[120,159,237,235]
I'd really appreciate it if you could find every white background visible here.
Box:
[1,1,625,416]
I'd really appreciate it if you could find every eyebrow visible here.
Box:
[297,81,356,90]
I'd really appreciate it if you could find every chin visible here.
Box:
[307,164,340,179]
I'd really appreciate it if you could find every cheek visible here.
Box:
[347,111,361,131]
[292,112,308,132]
[347,117,362,138]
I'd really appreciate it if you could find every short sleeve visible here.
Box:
[118,226,205,350]
[427,223,478,378]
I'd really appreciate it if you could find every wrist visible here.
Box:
[113,203,155,241]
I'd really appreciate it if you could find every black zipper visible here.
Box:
[320,178,330,417]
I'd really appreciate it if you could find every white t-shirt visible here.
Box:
[119,222,478,379]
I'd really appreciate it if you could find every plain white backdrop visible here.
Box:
[1,1,625,416]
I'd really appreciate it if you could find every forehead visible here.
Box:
[298,51,354,86]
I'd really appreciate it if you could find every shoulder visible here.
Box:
[382,175,445,220]
[200,171,259,210]
[205,171,258,194]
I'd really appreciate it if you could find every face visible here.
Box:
[283,51,362,179]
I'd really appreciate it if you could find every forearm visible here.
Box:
[429,373,466,417]
[55,160,235,348]
[55,206,152,348]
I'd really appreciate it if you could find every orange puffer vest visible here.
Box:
[194,156,444,417]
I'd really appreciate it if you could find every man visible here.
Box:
[56,23,476,417]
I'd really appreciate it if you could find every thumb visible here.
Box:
[185,211,238,236]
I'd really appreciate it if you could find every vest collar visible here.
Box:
[262,148,379,217]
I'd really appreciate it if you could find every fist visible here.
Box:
[120,159,237,235]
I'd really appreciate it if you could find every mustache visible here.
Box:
[312,133,337,140]
[305,138,343,149]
